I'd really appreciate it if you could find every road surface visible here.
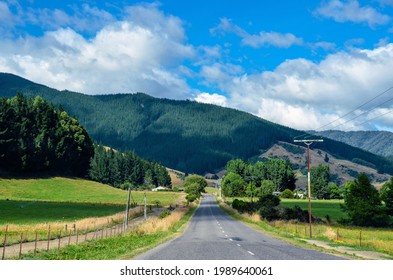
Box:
[136,194,344,260]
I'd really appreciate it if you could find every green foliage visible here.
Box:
[226,158,297,192]
[310,164,330,199]
[342,173,389,227]
[159,210,172,219]
[232,199,250,213]
[280,189,294,198]
[89,144,171,188]
[183,174,207,196]
[382,177,393,216]
[0,94,93,176]
[258,194,281,221]
[257,180,275,197]
[221,172,245,197]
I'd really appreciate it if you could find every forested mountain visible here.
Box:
[312,130,393,157]
[1,72,392,175]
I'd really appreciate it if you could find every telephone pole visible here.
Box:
[293,138,323,238]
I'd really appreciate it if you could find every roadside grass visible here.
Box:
[0,177,182,206]
[18,205,197,260]
[0,206,144,246]
[217,197,393,259]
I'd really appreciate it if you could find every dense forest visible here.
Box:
[0,94,94,176]
[89,144,171,188]
[1,72,392,175]
[0,93,171,188]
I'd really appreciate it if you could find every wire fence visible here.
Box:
[0,205,161,260]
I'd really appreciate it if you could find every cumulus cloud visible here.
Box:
[0,3,195,98]
[315,0,390,27]
[212,44,393,131]
[194,92,228,107]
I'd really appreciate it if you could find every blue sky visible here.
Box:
[1,0,393,132]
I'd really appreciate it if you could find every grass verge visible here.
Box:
[216,197,393,259]
[18,205,197,260]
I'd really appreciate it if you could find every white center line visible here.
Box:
[247,251,255,256]
[237,244,241,247]
[229,238,233,241]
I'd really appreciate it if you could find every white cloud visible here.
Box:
[208,44,393,131]
[0,4,195,99]
[315,0,390,27]
[211,18,303,48]
[194,92,228,107]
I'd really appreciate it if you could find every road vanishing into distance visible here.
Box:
[136,194,344,260]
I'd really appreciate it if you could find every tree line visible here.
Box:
[89,144,171,189]
[221,158,296,198]
[0,94,171,189]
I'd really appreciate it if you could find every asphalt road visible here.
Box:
[136,194,344,260]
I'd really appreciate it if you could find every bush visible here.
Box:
[232,199,251,213]
[186,194,197,204]
[159,210,171,219]
[258,194,280,221]
[280,189,293,198]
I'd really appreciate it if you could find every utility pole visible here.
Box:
[294,139,323,238]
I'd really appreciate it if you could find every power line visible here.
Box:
[294,85,393,138]
[327,94,393,131]
[317,85,393,131]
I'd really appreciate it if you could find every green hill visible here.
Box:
[1,72,392,175]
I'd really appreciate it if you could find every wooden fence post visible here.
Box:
[58,230,62,249]
[2,225,8,260]
[68,230,71,245]
[76,230,79,245]
[47,225,51,251]
[19,233,23,258]
[34,231,38,255]
[336,228,339,240]
[360,230,362,247]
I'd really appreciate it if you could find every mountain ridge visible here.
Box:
[1,72,392,176]
[312,130,393,157]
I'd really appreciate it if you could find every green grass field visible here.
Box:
[281,199,348,221]
[0,200,124,225]
[0,177,184,225]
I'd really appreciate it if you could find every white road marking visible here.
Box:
[229,238,233,241]
[237,244,241,247]
[247,251,255,256]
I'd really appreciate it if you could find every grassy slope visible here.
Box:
[0,177,182,205]
[0,177,183,225]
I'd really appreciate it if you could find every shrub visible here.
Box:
[159,210,171,219]
[258,194,280,221]
[280,189,293,198]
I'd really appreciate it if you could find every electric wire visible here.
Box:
[294,85,393,139]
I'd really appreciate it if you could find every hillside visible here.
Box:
[261,142,390,188]
[312,130,393,157]
[1,72,392,175]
